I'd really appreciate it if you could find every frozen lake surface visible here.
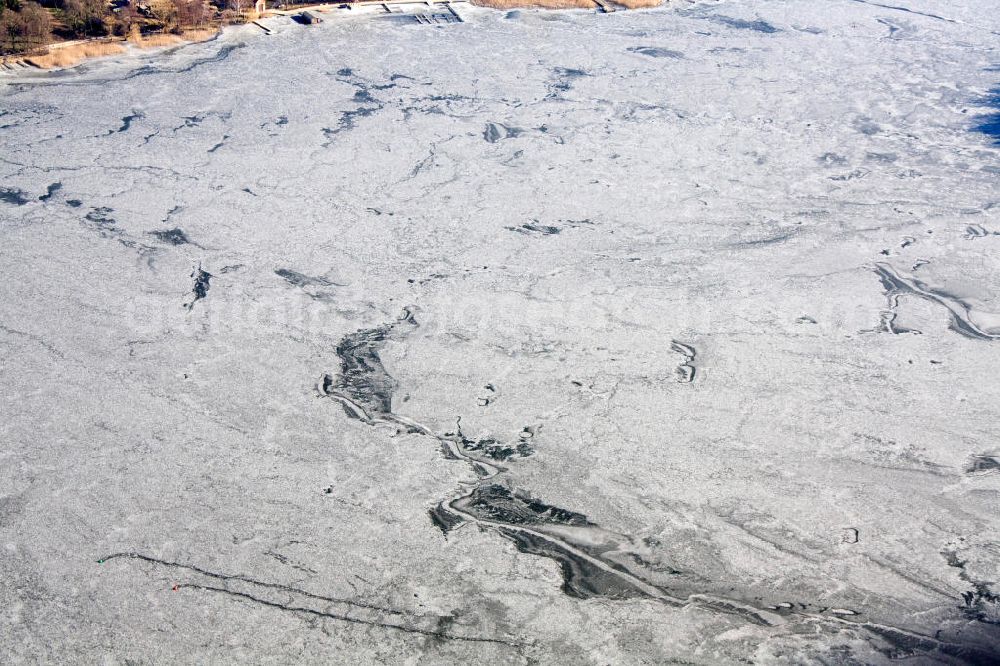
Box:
[2,0,1000,662]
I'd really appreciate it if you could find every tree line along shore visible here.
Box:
[0,0,249,63]
[1,0,667,67]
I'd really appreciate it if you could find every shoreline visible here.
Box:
[1,0,670,74]
[2,28,222,71]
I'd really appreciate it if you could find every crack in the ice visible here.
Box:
[183,584,524,647]
[874,263,1000,340]
[80,206,158,257]
[943,548,1000,626]
[318,312,807,626]
[275,268,341,288]
[315,309,1000,658]
[97,552,523,648]
[849,0,956,23]
[0,323,65,359]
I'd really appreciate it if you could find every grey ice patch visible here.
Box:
[506,222,560,235]
[458,483,593,528]
[671,340,696,383]
[818,152,848,166]
[830,168,871,181]
[109,110,143,134]
[483,122,523,143]
[0,187,30,205]
[964,224,998,239]
[183,265,212,311]
[319,308,418,422]
[547,67,590,97]
[866,152,898,163]
[38,182,62,201]
[322,106,380,142]
[854,117,881,135]
[149,228,191,245]
[448,424,534,461]
[710,16,780,33]
[274,268,338,288]
[965,454,1000,475]
[627,46,684,59]
[497,528,656,600]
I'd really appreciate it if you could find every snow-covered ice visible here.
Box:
[2,0,1000,662]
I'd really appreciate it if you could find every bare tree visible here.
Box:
[0,9,21,54]
[172,0,206,27]
[19,0,49,42]
[62,0,106,36]
[147,0,177,27]
[0,2,51,54]
[226,0,246,19]
[111,2,141,37]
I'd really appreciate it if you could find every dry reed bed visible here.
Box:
[616,0,663,7]
[130,29,218,48]
[24,28,218,69]
[130,33,185,48]
[26,42,125,69]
